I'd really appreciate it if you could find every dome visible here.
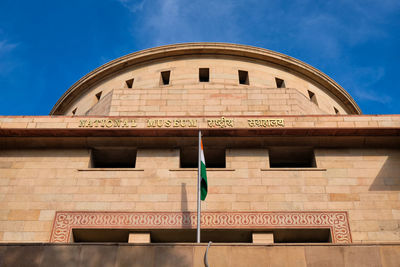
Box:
[50,43,361,116]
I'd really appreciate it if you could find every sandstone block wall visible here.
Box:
[64,57,348,116]
[1,243,400,267]
[0,145,399,243]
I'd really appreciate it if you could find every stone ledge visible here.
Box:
[169,168,235,171]
[77,168,145,171]
[260,168,327,171]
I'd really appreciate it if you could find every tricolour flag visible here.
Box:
[200,137,208,201]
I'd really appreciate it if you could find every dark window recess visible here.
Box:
[180,147,225,168]
[334,107,340,114]
[151,229,252,243]
[273,229,331,243]
[73,229,129,243]
[199,68,210,82]
[275,78,286,88]
[238,70,249,85]
[125,78,134,88]
[269,147,316,168]
[180,147,197,168]
[72,108,77,115]
[95,91,102,101]
[73,228,330,243]
[91,148,137,168]
[160,71,171,85]
[308,90,318,106]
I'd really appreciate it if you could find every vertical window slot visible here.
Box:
[95,92,102,102]
[125,78,134,88]
[199,68,210,82]
[238,70,249,85]
[160,71,171,85]
[275,78,285,88]
[307,90,318,106]
[334,107,340,114]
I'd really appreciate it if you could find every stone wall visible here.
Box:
[1,244,400,267]
[63,57,348,116]
[0,143,399,243]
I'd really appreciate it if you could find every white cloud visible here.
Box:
[118,0,241,46]
[347,67,392,105]
[0,39,17,55]
[354,89,392,104]
[0,37,19,75]
[117,0,146,13]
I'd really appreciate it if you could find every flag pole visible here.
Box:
[197,130,201,243]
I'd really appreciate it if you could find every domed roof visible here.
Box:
[50,43,361,115]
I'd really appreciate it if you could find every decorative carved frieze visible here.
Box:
[50,211,352,243]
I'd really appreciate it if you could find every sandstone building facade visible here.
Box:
[0,43,399,266]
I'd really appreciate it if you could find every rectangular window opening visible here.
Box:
[275,77,285,88]
[273,228,331,243]
[160,71,171,85]
[199,68,210,82]
[334,107,340,114]
[180,147,198,168]
[91,148,137,168]
[125,78,134,88]
[238,70,249,85]
[73,229,129,243]
[180,146,225,168]
[72,228,331,243]
[307,90,318,106]
[269,147,316,168]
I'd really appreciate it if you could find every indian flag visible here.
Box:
[200,136,208,201]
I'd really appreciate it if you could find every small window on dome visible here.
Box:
[95,91,102,102]
[275,78,285,88]
[199,68,209,82]
[72,108,77,116]
[125,78,134,88]
[307,90,318,106]
[238,70,249,85]
[160,71,171,85]
[334,107,340,114]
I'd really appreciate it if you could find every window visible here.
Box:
[275,77,285,88]
[307,90,318,106]
[73,229,129,243]
[334,107,340,114]
[199,68,209,82]
[95,91,102,102]
[238,70,249,85]
[160,71,171,85]
[72,228,331,243]
[71,108,77,115]
[269,147,316,168]
[180,147,197,168]
[273,229,331,243]
[91,148,137,168]
[180,147,225,168]
[125,78,134,88]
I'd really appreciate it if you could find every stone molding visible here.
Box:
[50,211,352,243]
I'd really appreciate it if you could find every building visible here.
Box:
[0,43,399,266]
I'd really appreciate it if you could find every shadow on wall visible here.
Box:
[181,182,194,230]
[181,182,188,212]
[369,154,400,191]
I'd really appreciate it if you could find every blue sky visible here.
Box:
[0,0,399,115]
